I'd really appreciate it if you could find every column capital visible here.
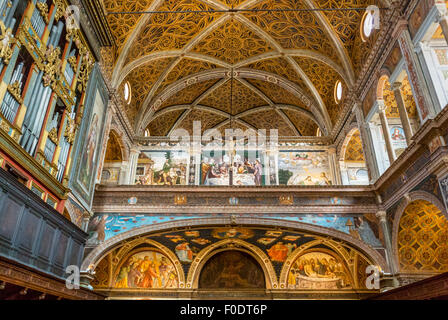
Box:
[377,100,387,112]
[391,81,403,92]
[435,0,447,16]
[376,210,387,222]
[392,19,408,38]
[328,146,337,155]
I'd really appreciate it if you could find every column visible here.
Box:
[376,211,398,275]
[436,0,448,44]
[354,103,379,182]
[127,148,140,185]
[392,82,414,145]
[378,101,396,164]
[393,20,437,122]
[81,211,91,233]
[328,146,341,185]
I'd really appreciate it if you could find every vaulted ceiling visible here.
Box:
[100,0,387,137]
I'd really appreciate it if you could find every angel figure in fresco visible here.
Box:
[175,242,194,263]
[87,214,110,245]
[267,242,289,262]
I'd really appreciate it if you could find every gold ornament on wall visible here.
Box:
[7,81,23,104]
[0,20,13,65]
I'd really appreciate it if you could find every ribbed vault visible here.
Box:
[101,0,389,137]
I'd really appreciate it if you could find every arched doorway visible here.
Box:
[198,250,266,289]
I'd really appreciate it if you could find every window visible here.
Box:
[124,82,131,104]
[334,81,343,104]
[361,10,375,41]
[144,129,150,137]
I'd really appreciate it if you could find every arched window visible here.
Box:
[361,10,375,41]
[334,80,343,104]
[144,129,150,137]
[123,82,131,105]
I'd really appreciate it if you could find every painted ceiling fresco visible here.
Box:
[101,0,383,137]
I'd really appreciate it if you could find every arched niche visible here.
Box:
[392,192,448,275]
[187,238,278,290]
[198,249,266,290]
[90,238,186,290]
[338,127,369,185]
[279,238,376,290]
[101,129,128,185]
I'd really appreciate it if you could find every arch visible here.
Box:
[392,191,448,274]
[186,238,277,289]
[92,238,186,289]
[81,217,388,274]
[279,238,375,289]
[376,72,391,101]
[104,130,125,162]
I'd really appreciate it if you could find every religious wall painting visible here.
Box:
[199,251,266,289]
[278,151,331,186]
[70,66,108,210]
[191,238,211,245]
[114,250,178,289]
[287,251,353,290]
[390,126,407,157]
[200,150,265,186]
[232,150,265,186]
[135,151,190,185]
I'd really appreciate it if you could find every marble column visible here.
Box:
[328,146,342,185]
[126,148,140,185]
[354,103,379,182]
[376,211,398,275]
[393,20,437,123]
[436,0,448,45]
[378,101,396,164]
[392,82,414,145]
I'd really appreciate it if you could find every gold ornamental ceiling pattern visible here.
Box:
[192,19,274,65]
[177,109,228,134]
[344,130,365,162]
[120,57,174,127]
[147,109,186,136]
[158,79,220,111]
[125,0,222,64]
[240,109,297,137]
[247,79,311,110]
[243,0,340,63]
[244,57,314,99]
[398,200,448,272]
[101,0,381,137]
[282,109,319,136]
[294,56,345,124]
[103,0,154,55]
[198,79,267,115]
[153,58,219,98]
